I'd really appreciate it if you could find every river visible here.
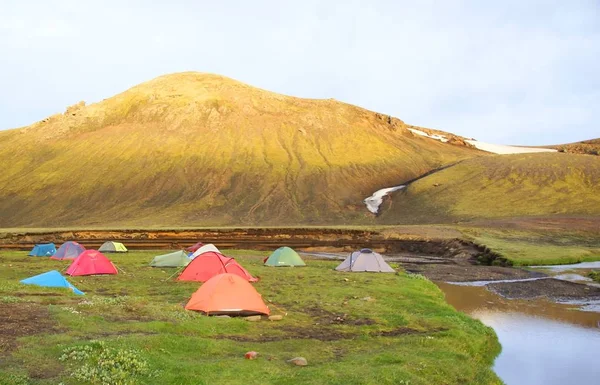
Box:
[437,280,600,384]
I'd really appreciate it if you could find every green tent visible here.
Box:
[150,250,190,268]
[264,247,306,267]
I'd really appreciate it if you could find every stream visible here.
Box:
[437,262,600,385]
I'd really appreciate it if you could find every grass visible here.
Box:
[0,249,501,385]
[378,153,600,224]
[459,227,600,266]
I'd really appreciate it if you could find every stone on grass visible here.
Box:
[268,315,283,321]
[245,315,262,322]
[287,357,308,366]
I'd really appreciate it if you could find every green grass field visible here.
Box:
[459,227,600,266]
[0,249,501,385]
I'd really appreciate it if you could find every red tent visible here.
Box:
[66,250,118,276]
[185,273,269,316]
[185,242,204,252]
[177,251,257,282]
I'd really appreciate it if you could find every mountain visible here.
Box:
[0,72,479,227]
[377,153,600,224]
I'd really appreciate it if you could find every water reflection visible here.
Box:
[437,282,600,385]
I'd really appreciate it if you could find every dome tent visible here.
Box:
[185,273,269,316]
[98,241,128,253]
[51,241,85,260]
[28,243,57,257]
[264,247,306,267]
[66,250,118,276]
[335,249,395,273]
[177,252,257,283]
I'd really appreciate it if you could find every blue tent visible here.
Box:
[28,243,57,257]
[20,270,84,295]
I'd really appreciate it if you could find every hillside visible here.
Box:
[377,153,600,224]
[0,72,479,227]
[550,138,600,156]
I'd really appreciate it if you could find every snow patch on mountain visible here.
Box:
[364,185,406,214]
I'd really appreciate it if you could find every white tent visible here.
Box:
[335,249,395,272]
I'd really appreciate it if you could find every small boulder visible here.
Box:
[245,315,262,322]
[268,315,283,321]
[287,357,308,366]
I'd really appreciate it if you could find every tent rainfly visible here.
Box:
[177,251,257,283]
[185,273,269,316]
[335,249,395,273]
[98,241,128,253]
[66,250,118,276]
[189,244,221,259]
[51,241,85,260]
[28,243,57,257]
[150,250,190,268]
[21,270,84,295]
[264,247,306,267]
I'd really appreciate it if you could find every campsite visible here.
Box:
[1,2,600,384]
[0,244,501,385]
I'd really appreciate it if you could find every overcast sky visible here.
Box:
[0,0,598,145]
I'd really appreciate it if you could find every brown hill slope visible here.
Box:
[377,153,600,224]
[549,139,600,156]
[0,72,479,227]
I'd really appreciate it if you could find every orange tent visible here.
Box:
[177,251,257,282]
[185,273,270,316]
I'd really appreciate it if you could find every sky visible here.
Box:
[0,0,598,145]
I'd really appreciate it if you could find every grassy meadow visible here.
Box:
[459,227,600,266]
[0,249,501,385]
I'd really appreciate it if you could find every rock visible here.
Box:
[361,296,374,302]
[245,351,259,360]
[287,357,308,366]
[245,315,262,322]
[268,315,283,321]
[343,278,349,282]
[214,315,231,318]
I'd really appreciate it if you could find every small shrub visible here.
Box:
[588,271,600,283]
[406,273,428,281]
[0,296,22,303]
[59,340,155,385]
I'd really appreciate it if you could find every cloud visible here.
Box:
[0,0,598,145]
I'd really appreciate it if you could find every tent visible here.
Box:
[28,243,57,257]
[189,244,221,259]
[150,250,190,268]
[335,249,395,273]
[177,251,257,282]
[66,250,118,276]
[185,273,269,316]
[21,270,84,295]
[98,241,128,253]
[264,247,306,267]
[185,241,205,253]
[51,241,85,260]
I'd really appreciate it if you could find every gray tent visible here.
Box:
[335,249,395,272]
